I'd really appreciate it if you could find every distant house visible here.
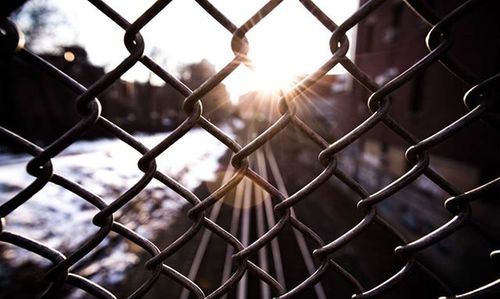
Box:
[0,45,105,143]
[0,45,188,146]
[295,74,359,139]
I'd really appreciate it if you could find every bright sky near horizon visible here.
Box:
[28,0,358,101]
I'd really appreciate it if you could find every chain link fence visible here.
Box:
[0,0,499,298]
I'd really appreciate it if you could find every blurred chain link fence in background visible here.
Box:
[0,0,499,298]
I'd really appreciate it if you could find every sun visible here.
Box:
[223,56,301,104]
[249,57,299,94]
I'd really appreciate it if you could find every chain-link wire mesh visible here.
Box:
[0,0,499,298]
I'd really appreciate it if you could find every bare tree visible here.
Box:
[12,0,61,49]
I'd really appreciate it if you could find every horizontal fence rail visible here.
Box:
[0,0,499,298]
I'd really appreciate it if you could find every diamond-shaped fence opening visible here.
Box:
[0,0,499,298]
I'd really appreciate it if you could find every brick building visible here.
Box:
[353,0,500,190]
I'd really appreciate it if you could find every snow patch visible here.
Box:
[0,128,232,291]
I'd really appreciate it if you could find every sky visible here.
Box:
[22,0,359,101]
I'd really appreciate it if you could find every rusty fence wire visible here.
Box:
[0,0,499,298]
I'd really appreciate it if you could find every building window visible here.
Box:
[384,3,404,43]
[364,22,375,52]
[392,3,404,29]
[410,74,424,115]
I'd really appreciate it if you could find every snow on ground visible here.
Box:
[0,127,233,291]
